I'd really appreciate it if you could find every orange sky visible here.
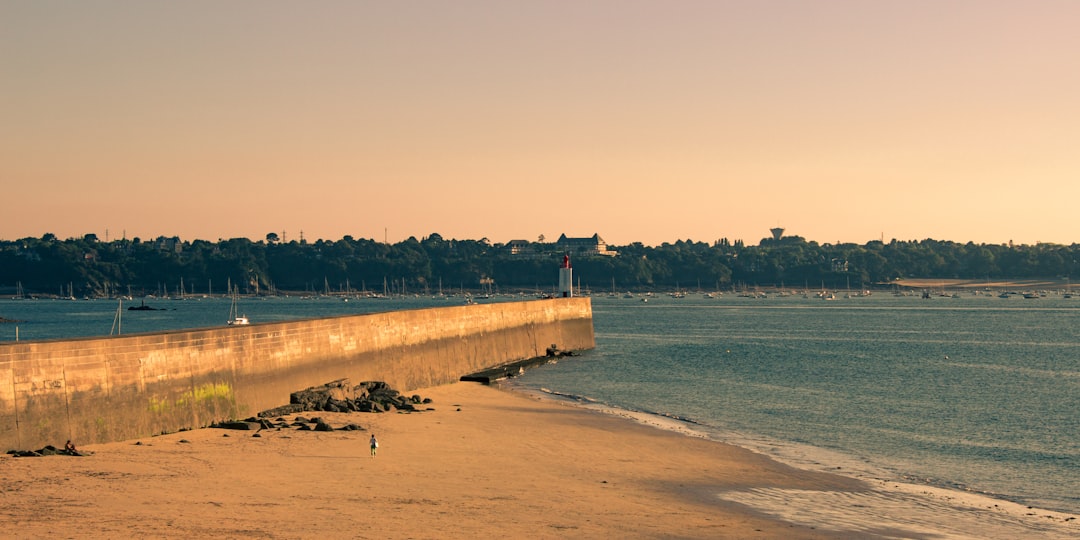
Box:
[3,1,1079,247]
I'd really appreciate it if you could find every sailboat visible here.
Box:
[227,286,249,325]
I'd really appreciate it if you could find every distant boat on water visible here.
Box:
[127,300,158,311]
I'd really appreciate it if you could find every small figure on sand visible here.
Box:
[369,434,378,458]
[64,440,77,455]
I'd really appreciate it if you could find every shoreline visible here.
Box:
[502,382,1080,537]
[2,381,1077,539]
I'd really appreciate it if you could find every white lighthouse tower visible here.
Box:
[558,254,573,297]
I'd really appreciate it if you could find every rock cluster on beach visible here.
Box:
[211,416,368,433]
[256,379,433,418]
[7,445,88,458]
[5,380,431,454]
[208,380,433,434]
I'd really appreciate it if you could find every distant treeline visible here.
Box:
[1,232,1078,297]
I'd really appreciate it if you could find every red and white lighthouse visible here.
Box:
[558,254,573,297]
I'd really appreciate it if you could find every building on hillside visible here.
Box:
[507,239,534,255]
[555,233,617,257]
[155,236,183,254]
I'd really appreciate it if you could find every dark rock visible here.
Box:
[257,403,305,418]
[212,421,262,431]
[7,444,94,457]
[254,380,431,420]
[461,351,575,384]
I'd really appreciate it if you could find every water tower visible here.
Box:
[770,227,785,241]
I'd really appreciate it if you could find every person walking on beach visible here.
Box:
[369,434,378,458]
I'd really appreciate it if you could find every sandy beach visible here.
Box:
[2,382,1077,539]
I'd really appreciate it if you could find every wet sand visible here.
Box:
[2,382,1076,539]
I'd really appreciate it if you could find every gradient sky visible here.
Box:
[4,1,1079,247]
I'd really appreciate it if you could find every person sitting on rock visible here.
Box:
[64,440,77,455]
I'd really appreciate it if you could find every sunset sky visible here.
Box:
[3,1,1079,247]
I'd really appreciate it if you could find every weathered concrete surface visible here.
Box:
[0,298,593,450]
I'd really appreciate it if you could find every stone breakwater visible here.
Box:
[0,298,594,450]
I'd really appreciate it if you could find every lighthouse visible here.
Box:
[558,254,573,297]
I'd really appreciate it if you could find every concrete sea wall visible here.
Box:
[0,298,594,450]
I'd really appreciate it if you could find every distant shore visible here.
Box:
[890,278,1075,290]
[6,276,1071,302]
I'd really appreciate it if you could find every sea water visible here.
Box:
[3,292,1078,517]
[512,293,1080,517]
[0,295,465,341]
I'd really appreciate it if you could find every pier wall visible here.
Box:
[0,298,594,450]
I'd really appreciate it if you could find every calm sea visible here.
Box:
[3,292,1078,515]
[514,292,1080,517]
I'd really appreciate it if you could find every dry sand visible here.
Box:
[2,382,1077,539]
